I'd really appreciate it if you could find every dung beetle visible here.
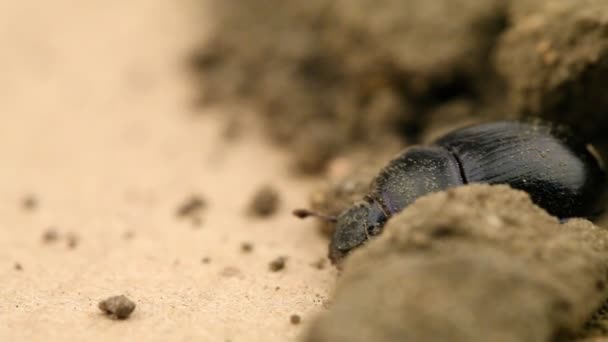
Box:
[294,121,606,263]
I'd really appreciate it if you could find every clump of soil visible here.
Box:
[41,228,80,249]
[98,295,136,320]
[191,0,506,173]
[290,314,302,325]
[21,195,38,211]
[311,258,327,270]
[192,0,608,173]
[14,263,23,271]
[176,195,207,225]
[248,185,280,218]
[496,0,608,141]
[304,185,608,341]
[240,242,254,253]
[269,256,287,272]
[42,228,59,243]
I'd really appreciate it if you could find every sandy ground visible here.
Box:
[0,1,336,341]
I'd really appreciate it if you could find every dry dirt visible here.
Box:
[0,1,336,341]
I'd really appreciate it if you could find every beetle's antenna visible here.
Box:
[292,208,338,223]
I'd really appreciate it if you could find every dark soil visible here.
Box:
[268,256,287,272]
[42,228,59,243]
[176,195,207,226]
[21,195,38,211]
[240,242,254,253]
[290,314,302,325]
[191,0,608,174]
[248,185,280,218]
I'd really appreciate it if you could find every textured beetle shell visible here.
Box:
[369,146,463,215]
[326,120,606,264]
[436,121,605,218]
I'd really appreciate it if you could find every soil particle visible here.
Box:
[304,185,608,342]
[248,185,280,218]
[269,256,287,272]
[240,242,254,253]
[42,228,59,243]
[98,295,136,320]
[311,258,327,270]
[290,314,301,325]
[21,195,38,211]
[176,195,207,221]
[14,263,23,271]
[201,257,211,264]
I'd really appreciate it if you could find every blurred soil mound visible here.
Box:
[191,0,608,173]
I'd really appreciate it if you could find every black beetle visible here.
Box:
[294,121,606,263]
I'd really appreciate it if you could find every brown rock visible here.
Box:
[269,256,287,272]
[248,186,280,218]
[98,295,136,320]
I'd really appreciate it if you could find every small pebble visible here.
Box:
[176,195,206,218]
[248,185,280,217]
[21,195,38,211]
[98,295,136,320]
[240,242,254,253]
[311,258,327,270]
[269,256,287,272]
[290,314,302,325]
[42,228,59,243]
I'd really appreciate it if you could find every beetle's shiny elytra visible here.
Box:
[296,121,606,263]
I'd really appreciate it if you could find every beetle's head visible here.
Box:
[293,200,387,265]
[293,200,387,264]
[328,201,387,263]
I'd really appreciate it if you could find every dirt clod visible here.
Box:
[21,195,38,211]
[304,185,608,342]
[311,258,327,270]
[269,256,287,272]
[248,185,280,218]
[240,242,254,253]
[42,228,59,243]
[496,0,608,140]
[176,195,207,220]
[290,314,301,325]
[192,0,506,173]
[98,295,136,320]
